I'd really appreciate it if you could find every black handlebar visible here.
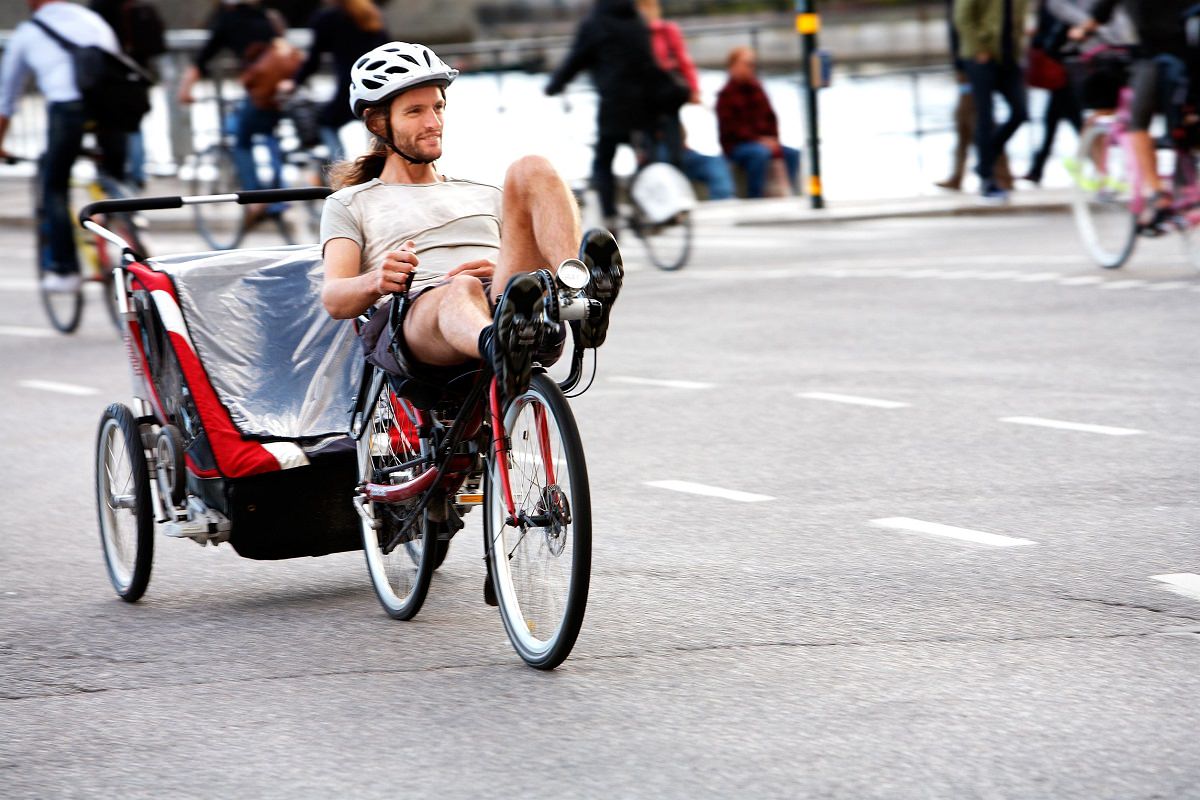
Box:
[79,195,183,224]
[78,186,333,226]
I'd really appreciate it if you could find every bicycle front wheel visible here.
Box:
[358,377,435,620]
[31,182,83,333]
[634,209,693,271]
[485,372,591,669]
[1071,124,1137,269]
[190,146,246,250]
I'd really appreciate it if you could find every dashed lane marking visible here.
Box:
[1099,279,1148,290]
[1011,272,1064,282]
[869,517,1037,547]
[1000,416,1144,436]
[18,379,100,396]
[1151,573,1200,604]
[1146,281,1194,291]
[0,325,57,339]
[797,391,910,409]
[1058,276,1105,286]
[609,376,716,390]
[645,480,774,503]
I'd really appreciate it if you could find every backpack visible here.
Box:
[240,38,304,111]
[32,18,152,132]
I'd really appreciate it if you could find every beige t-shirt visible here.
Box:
[320,177,503,292]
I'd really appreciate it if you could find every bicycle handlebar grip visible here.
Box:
[79,195,184,225]
[235,187,332,205]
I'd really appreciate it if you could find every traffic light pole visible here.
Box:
[796,0,824,209]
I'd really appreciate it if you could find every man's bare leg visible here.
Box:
[402,275,492,366]
[492,155,581,302]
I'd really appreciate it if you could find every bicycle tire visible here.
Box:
[358,377,435,621]
[96,403,154,602]
[30,179,84,333]
[190,146,246,250]
[1070,124,1137,269]
[485,372,591,669]
[635,209,693,271]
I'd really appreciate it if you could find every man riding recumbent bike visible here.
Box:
[85,177,621,670]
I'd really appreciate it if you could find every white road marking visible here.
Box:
[973,270,1024,280]
[1000,416,1144,436]
[19,379,99,396]
[609,376,715,390]
[0,278,36,291]
[1058,276,1105,286]
[1146,281,1194,291]
[1012,272,1064,282]
[1099,279,1148,290]
[797,391,910,409]
[0,325,57,339]
[645,480,774,502]
[1151,573,1200,604]
[869,517,1036,547]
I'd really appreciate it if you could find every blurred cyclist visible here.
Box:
[1071,0,1192,230]
[0,0,130,293]
[320,42,622,404]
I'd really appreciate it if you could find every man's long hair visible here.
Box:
[328,105,390,189]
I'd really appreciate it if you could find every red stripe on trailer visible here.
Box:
[127,262,282,479]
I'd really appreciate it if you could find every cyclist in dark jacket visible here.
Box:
[176,0,285,222]
[1072,0,1192,228]
[293,0,389,161]
[545,0,664,228]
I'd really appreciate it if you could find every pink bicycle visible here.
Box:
[1071,78,1200,271]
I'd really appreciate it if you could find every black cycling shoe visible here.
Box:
[490,272,544,402]
[577,228,623,348]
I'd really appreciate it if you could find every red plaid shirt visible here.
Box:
[715,78,779,156]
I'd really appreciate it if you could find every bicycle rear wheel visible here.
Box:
[358,377,435,620]
[634,209,693,271]
[1071,124,1137,269]
[190,146,246,251]
[485,372,591,669]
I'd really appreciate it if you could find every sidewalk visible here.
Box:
[0,174,1074,234]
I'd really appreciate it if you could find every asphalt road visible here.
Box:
[1,205,1198,799]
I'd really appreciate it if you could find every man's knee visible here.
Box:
[445,273,488,300]
[505,154,559,190]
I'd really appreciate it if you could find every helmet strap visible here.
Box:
[377,118,435,166]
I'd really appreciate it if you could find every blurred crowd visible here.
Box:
[939,0,1191,211]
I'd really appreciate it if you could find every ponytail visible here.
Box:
[329,136,388,189]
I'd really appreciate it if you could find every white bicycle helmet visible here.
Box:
[349,42,459,117]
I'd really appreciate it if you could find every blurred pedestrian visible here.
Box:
[1022,0,1082,185]
[177,0,296,225]
[634,0,733,199]
[635,0,697,164]
[292,0,389,162]
[90,0,167,188]
[0,0,129,293]
[953,0,1030,202]
[545,0,665,231]
[936,0,1013,191]
[715,46,800,199]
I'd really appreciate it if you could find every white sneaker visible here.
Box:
[40,272,82,293]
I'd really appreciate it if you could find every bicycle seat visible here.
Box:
[388,363,483,412]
